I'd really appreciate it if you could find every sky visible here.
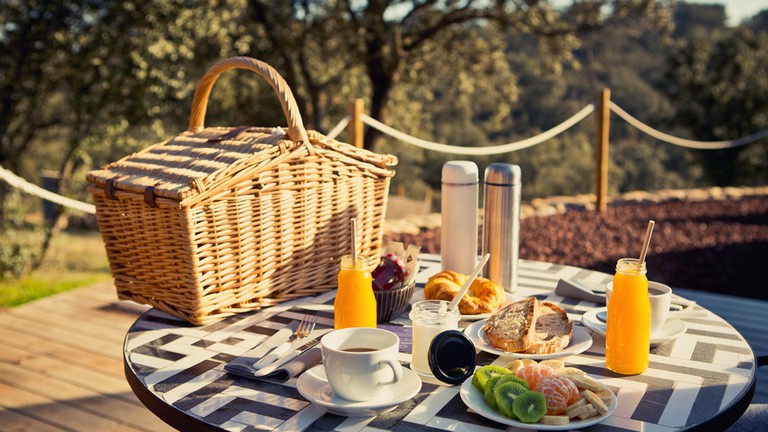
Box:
[687,0,768,25]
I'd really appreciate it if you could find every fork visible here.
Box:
[253,315,317,369]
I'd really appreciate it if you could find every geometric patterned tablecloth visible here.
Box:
[124,254,756,431]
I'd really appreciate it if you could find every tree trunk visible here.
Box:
[364,77,392,152]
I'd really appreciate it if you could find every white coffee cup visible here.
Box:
[648,282,672,335]
[606,281,673,336]
[320,327,403,402]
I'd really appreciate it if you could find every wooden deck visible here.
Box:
[0,282,766,431]
[0,282,174,431]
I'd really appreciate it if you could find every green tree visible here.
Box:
[663,25,768,185]
[0,0,248,269]
[246,0,672,151]
[672,2,726,38]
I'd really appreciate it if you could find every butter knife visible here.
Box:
[241,321,297,362]
[253,328,331,372]
[251,339,323,377]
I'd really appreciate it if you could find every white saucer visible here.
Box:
[296,365,422,417]
[411,290,515,321]
[581,307,687,346]
[460,375,618,430]
[463,319,593,359]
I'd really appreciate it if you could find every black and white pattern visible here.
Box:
[125,254,755,431]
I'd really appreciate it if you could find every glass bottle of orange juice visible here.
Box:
[605,258,651,375]
[334,255,377,329]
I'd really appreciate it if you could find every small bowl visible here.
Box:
[374,282,415,323]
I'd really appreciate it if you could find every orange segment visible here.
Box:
[516,364,556,389]
[534,376,580,415]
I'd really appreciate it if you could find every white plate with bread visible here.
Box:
[463,297,593,359]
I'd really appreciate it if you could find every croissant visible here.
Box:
[424,270,506,315]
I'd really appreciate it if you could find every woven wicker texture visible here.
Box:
[87,57,396,325]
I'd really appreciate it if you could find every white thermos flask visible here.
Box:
[482,163,521,292]
[441,161,479,274]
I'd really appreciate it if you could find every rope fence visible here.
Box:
[359,103,595,155]
[326,115,349,140]
[1,89,766,214]
[346,101,764,154]
[0,165,95,214]
[609,102,768,150]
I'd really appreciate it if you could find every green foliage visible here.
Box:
[662,22,768,185]
[516,133,595,198]
[0,229,110,306]
[0,239,37,280]
[0,192,40,280]
[0,274,110,307]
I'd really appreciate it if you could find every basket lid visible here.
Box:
[86,57,396,206]
[86,126,396,205]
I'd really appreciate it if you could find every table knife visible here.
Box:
[253,328,331,372]
[241,322,297,361]
[251,339,322,377]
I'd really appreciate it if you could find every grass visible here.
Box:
[0,229,112,308]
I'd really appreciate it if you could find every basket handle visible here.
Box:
[188,57,310,146]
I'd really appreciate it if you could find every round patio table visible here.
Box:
[124,254,756,431]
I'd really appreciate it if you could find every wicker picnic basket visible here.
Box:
[86,57,397,325]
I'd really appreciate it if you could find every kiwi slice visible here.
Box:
[483,375,504,410]
[512,391,547,423]
[496,373,530,390]
[494,382,529,419]
[472,365,509,392]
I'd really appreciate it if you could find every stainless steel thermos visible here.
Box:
[482,164,521,292]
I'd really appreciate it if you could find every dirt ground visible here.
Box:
[385,195,768,300]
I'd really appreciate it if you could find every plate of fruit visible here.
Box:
[460,360,617,430]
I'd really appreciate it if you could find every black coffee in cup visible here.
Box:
[341,347,377,353]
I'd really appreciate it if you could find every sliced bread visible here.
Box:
[484,297,539,352]
[524,301,573,354]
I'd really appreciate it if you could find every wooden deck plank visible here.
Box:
[0,381,147,432]
[0,345,137,400]
[7,305,130,342]
[0,283,173,431]
[0,326,124,377]
[0,313,124,360]
[28,291,149,332]
[0,406,66,432]
[0,362,172,432]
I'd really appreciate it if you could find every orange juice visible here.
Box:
[605,258,650,375]
[334,255,377,329]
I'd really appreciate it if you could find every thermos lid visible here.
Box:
[484,163,521,186]
[427,330,476,385]
[442,161,478,184]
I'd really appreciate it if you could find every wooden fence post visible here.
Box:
[596,88,611,213]
[349,99,364,149]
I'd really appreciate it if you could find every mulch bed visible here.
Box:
[384,195,768,301]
